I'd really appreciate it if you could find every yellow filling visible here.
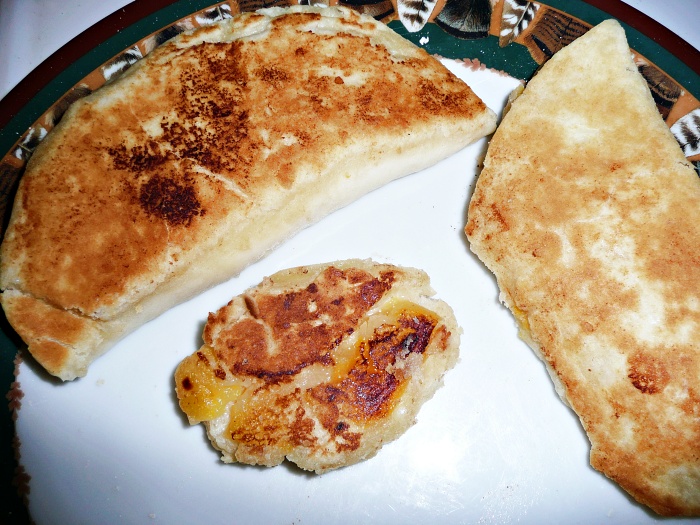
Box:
[330,297,437,382]
[174,345,245,424]
[510,303,532,338]
[175,297,438,429]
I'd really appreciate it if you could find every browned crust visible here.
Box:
[0,6,495,380]
[174,259,461,473]
[207,266,396,381]
[466,20,700,516]
[1,291,104,378]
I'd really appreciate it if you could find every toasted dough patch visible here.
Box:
[175,259,460,473]
[466,20,700,517]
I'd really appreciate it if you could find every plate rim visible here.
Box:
[2,1,700,523]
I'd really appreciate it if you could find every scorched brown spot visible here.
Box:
[108,143,170,172]
[303,383,363,453]
[398,314,436,355]
[628,352,671,394]
[489,203,509,232]
[256,66,289,86]
[418,79,471,114]
[308,311,436,427]
[211,266,396,383]
[363,314,435,372]
[342,370,399,419]
[138,174,203,226]
[228,389,318,453]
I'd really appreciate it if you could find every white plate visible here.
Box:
[14,59,683,524]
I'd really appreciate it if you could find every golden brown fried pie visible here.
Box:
[174,259,460,473]
[0,5,495,380]
[466,20,700,516]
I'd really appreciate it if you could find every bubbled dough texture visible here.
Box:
[466,20,700,517]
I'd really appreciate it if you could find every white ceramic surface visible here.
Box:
[10,58,693,524]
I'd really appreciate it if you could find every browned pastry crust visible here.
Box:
[0,6,495,380]
[466,20,700,517]
[174,259,460,473]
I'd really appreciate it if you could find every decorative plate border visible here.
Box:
[1,0,699,522]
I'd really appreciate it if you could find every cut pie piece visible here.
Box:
[174,259,460,473]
